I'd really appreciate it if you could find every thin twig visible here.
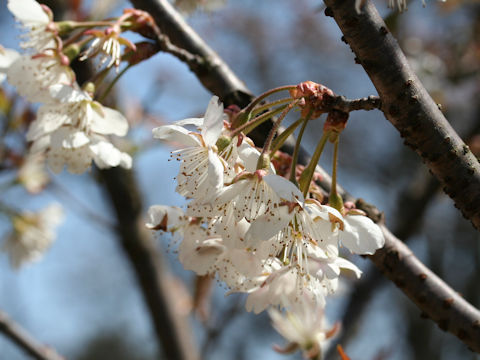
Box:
[322,94,381,113]
[0,310,64,360]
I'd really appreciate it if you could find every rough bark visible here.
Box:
[323,0,480,229]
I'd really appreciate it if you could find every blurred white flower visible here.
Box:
[0,46,20,84]
[7,51,74,103]
[8,0,56,52]
[17,153,50,194]
[2,203,63,269]
[27,84,132,173]
[269,296,339,359]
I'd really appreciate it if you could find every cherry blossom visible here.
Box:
[0,46,19,84]
[27,84,131,173]
[8,0,56,52]
[153,96,226,200]
[269,296,339,359]
[2,203,63,269]
[7,51,75,103]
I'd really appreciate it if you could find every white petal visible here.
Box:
[174,117,203,127]
[119,152,132,169]
[340,215,385,255]
[90,106,129,136]
[179,235,224,275]
[146,205,185,230]
[26,104,67,141]
[263,174,304,202]
[245,206,292,245]
[8,0,49,25]
[0,48,20,83]
[237,141,260,173]
[201,96,224,146]
[65,131,90,149]
[49,84,87,103]
[90,141,123,168]
[334,257,362,278]
[207,148,224,190]
[152,124,201,147]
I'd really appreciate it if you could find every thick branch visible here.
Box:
[365,215,480,352]
[0,310,64,360]
[323,0,480,229]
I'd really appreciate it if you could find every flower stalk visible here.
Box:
[299,131,330,197]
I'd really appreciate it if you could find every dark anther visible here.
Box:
[324,7,334,17]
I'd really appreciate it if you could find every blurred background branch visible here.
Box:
[0,309,64,360]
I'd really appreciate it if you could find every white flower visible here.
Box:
[27,84,131,173]
[244,259,329,314]
[178,224,226,276]
[0,47,20,84]
[8,0,56,52]
[153,96,226,200]
[7,52,74,103]
[79,29,136,71]
[2,203,63,269]
[269,296,339,359]
[17,153,49,194]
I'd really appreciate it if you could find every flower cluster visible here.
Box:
[1,0,134,174]
[147,93,385,357]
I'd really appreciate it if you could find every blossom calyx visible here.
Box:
[324,110,348,135]
[290,81,335,118]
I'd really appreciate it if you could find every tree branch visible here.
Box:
[323,0,480,230]
[369,218,480,352]
[323,94,381,113]
[0,310,64,360]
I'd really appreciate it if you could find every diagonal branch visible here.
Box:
[322,0,480,230]
[0,310,64,360]
[368,215,480,352]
